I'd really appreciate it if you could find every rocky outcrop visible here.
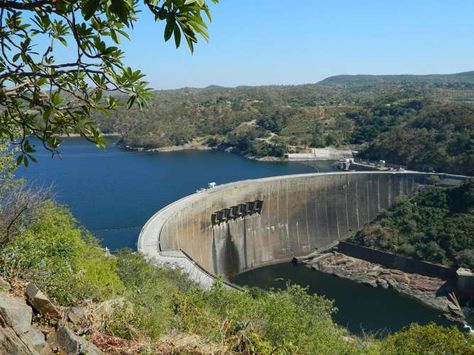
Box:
[25,283,61,320]
[0,278,102,355]
[0,291,33,335]
[57,325,102,355]
[0,289,48,354]
[300,251,462,321]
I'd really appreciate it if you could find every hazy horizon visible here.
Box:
[150,70,474,91]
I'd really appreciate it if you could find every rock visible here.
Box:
[367,271,381,277]
[391,273,410,284]
[57,325,102,355]
[25,284,61,320]
[362,279,378,287]
[67,307,87,326]
[377,278,390,289]
[0,277,11,292]
[386,278,398,288]
[0,326,34,355]
[20,327,46,352]
[0,291,32,335]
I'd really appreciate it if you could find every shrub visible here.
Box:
[381,323,474,354]
[0,201,124,305]
[456,250,474,269]
[103,249,192,340]
[173,282,360,354]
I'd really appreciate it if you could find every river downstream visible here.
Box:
[17,138,457,335]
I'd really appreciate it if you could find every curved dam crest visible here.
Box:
[138,171,465,287]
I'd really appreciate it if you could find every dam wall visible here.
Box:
[138,172,466,282]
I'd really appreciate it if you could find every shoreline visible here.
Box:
[121,142,288,161]
[120,141,349,162]
[59,133,121,138]
[295,250,465,324]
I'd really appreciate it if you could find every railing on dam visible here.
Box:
[138,171,468,287]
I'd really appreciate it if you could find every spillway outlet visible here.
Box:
[211,200,264,225]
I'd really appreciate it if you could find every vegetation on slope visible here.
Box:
[350,180,474,268]
[358,102,474,175]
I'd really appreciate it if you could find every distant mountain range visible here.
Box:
[318,71,474,87]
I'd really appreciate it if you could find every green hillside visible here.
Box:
[318,71,474,87]
[97,72,474,175]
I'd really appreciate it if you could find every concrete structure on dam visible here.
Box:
[138,171,466,288]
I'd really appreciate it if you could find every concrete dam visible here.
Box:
[138,172,464,287]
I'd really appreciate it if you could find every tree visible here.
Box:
[0,0,218,165]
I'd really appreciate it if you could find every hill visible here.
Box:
[96,71,474,175]
[318,71,474,88]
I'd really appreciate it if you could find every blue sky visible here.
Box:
[120,0,474,89]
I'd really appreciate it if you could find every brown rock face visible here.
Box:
[25,283,61,320]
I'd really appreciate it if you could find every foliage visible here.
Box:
[0,201,124,304]
[0,0,217,164]
[381,323,474,355]
[348,100,424,144]
[103,249,192,340]
[171,283,359,354]
[359,102,474,175]
[350,180,474,268]
[0,139,52,241]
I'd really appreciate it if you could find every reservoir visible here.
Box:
[17,138,456,335]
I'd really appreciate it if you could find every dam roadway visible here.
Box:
[138,171,466,288]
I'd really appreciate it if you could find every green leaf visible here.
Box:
[52,92,62,105]
[16,155,25,167]
[164,18,174,42]
[174,26,181,47]
[82,0,101,20]
[110,0,131,23]
[110,29,120,44]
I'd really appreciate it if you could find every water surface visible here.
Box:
[231,262,455,336]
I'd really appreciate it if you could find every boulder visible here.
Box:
[0,326,34,355]
[0,291,32,335]
[25,284,61,320]
[376,278,389,289]
[20,327,47,353]
[57,325,102,355]
[67,307,87,326]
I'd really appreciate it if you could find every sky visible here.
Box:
[119,0,474,89]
